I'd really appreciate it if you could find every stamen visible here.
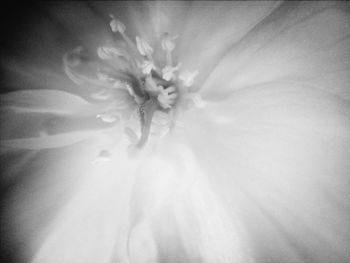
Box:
[162,33,177,66]
[161,34,176,51]
[97,47,125,60]
[167,51,173,67]
[64,17,201,150]
[161,64,180,81]
[125,83,146,105]
[179,70,199,87]
[139,60,156,75]
[109,14,142,61]
[109,15,126,33]
[136,36,154,58]
[157,86,178,109]
[64,47,113,88]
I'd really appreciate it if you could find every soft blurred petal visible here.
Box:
[2,90,92,114]
[201,1,350,99]
[1,131,102,150]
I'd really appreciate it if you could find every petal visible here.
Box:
[90,89,112,100]
[1,89,93,115]
[0,131,101,150]
[201,1,350,100]
[177,1,281,86]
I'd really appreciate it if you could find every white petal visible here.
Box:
[92,150,112,164]
[188,93,206,108]
[1,90,91,115]
[0,131,100,150]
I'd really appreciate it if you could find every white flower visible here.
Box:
[161,64,181,81]
[179,70,199,87]
[139,60,156,75]
[157,86,178,109]
[136,36,153,57]
[109,15,126,33]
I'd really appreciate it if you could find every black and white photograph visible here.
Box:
[1,1,350,262]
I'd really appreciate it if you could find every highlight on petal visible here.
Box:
[2,90,90,115]
[187,92,207,108]
[96,113,119,123]
[90,89,112,100]
[92,150,112,164]
[0,131,100,150]
[136,36,153,57]
[109,14,126,33]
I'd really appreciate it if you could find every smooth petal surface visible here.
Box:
[1,131,102,150]
[2,89,91,114]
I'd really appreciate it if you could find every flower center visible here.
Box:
[63,15,205,160]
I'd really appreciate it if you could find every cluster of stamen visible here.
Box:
[63,15,205,161]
